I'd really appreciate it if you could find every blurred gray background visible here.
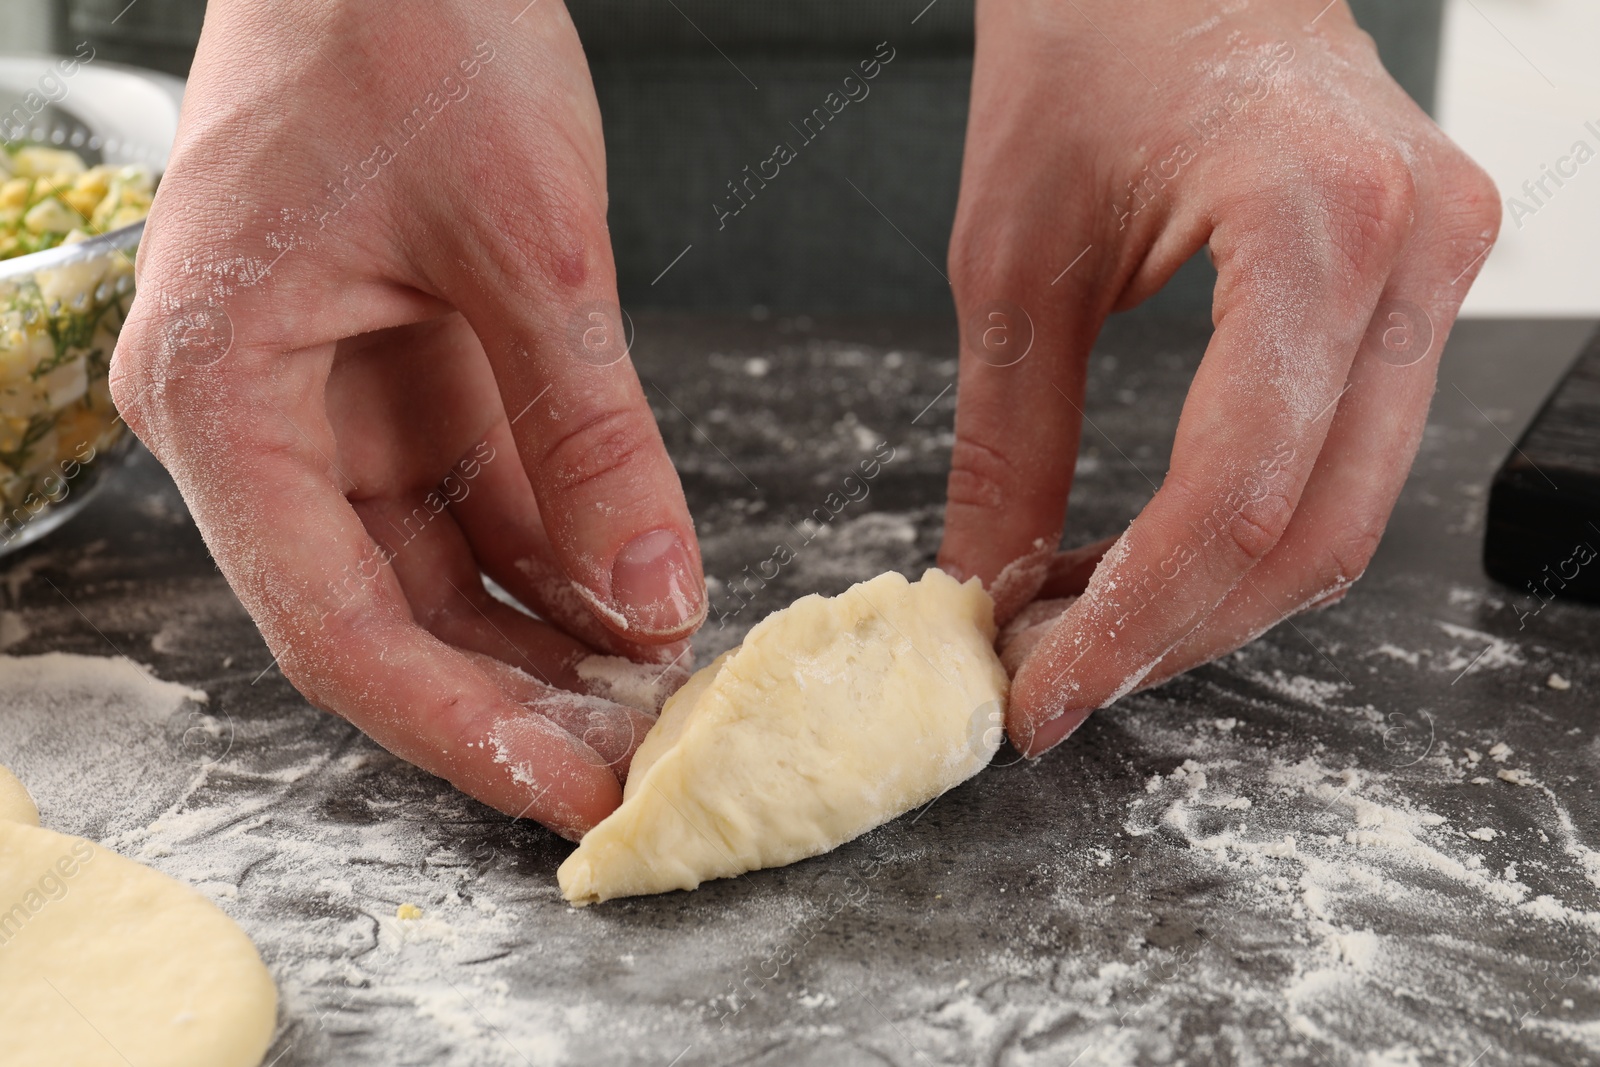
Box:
[16,0,1443,313]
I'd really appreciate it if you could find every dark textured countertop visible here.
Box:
[2,313,1598,1067]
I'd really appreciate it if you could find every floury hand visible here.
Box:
[937,0,1502,754]
[110,0,704,838]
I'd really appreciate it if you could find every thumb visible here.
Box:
[438,191,705,643]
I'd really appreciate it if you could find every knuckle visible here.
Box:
[110,284,246,450]
[286,604,388,705]
[1440,155,1504,240]
[1164,472,1297,569]
[946,212,1017,299]
[1319,149,1416,272]
[539,406,656,497]
[108,308,176,444]
[467,176,603,295]
[946,434,1016,512]
[1228,499,1292,566]
[1222,490,1296,565]
[947,232,988,295]
[108,353,156,437]
[1321,521,1384,590]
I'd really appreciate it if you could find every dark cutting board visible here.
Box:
[1484,326,1600,604]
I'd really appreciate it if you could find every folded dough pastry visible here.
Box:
[559,568,1008,905]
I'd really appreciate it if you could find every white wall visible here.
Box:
[1437,0,1600,315]
[0,0,51,52]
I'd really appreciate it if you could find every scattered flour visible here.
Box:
[1437,623,1525,675]
[3,537,1596,1067]
[573,654,686,715]
[1086,690,1600,1066]
[1251,670,1347,708]
[1372,644,1421,667]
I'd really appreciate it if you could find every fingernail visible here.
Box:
[609,528,703,636]
[1023,708,1091,757]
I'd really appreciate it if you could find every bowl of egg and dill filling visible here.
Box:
[0,56,182,555]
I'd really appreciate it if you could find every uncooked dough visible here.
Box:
[0,763,38,824]
[559,568,1008,905]
[0,819,278,1066]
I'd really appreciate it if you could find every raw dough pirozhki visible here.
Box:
[559,569,1008,905]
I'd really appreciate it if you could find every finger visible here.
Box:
[1012,165,1416,755]
[937,204,1117,608]
[357,483,690,717]
[320,316,678,678]
[992,537,1109,675]
[989,539,1109,674]
[449,418,692,666]
[998,597,1077,676]
[1036,535,1119,599]
[465,652,655,781]
[321,315,690,667]
[1133,161,1502,688]
[351,491,594,692]
[111,330,622,839]
[429,164,705,643]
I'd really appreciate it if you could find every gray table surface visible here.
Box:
[2,313,1598,1067]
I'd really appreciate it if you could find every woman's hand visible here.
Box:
[939,0,1500,755]
[111,0,703,838]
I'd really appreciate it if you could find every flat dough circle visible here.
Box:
[560,568,1008,904]
[0,763,39,825]
[0,820,277,1066]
